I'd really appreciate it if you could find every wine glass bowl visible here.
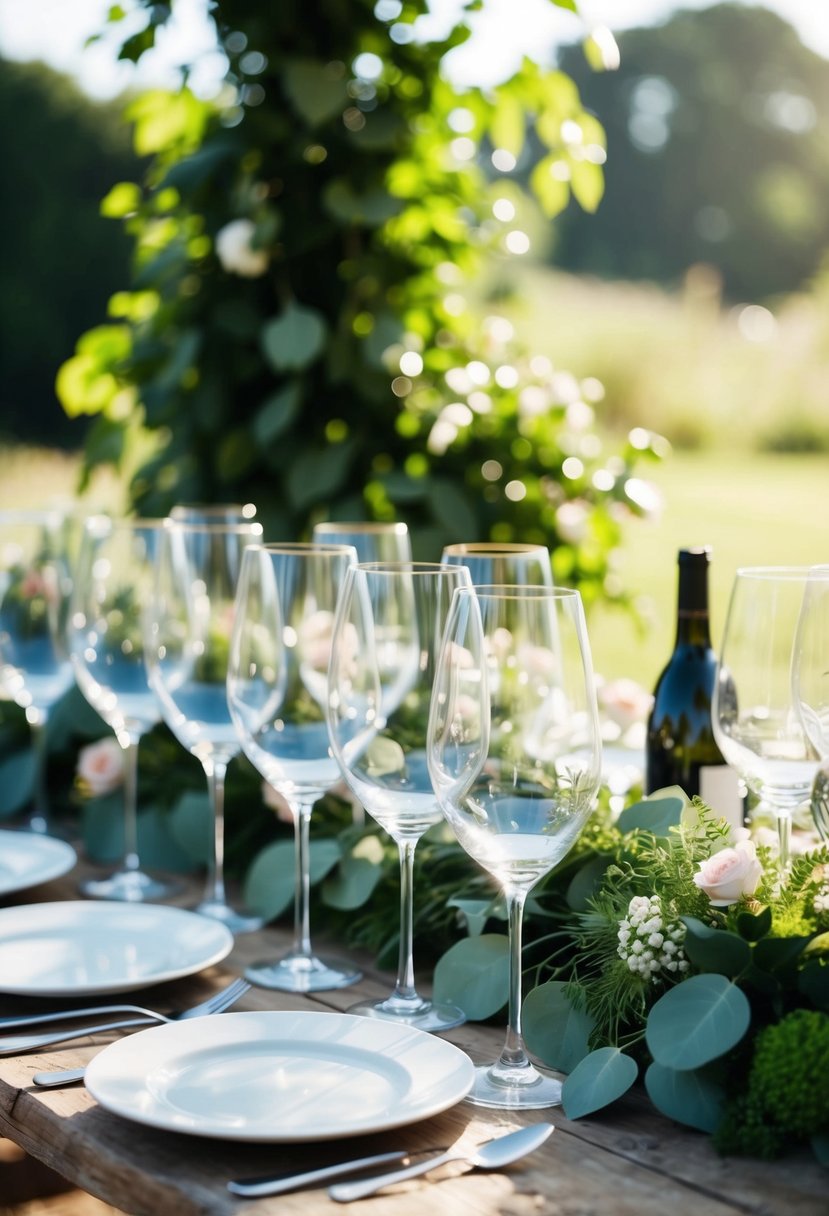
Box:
[312,521,411,565]
[144,520,264,932]
[440,541,553,588]
[228,541,361,990]
[428,583,602,1108]
[792,565,829,840]
[0,509,74,834]
[69,516,176,900]
[327,561,472,1031]
[713,566,821,868]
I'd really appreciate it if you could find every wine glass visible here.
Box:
[144,520,264,932]
[791,564,829,840]
[170,503,257,523]
[713,566,821,870]
[327,561,472,1031]
[228,541,361,990]
[0,509,74,834]
[312,521,411,564]
[428,584,602,1108]
[69,516,177,900]
[441,541,553,588]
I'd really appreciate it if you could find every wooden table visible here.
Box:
[0,867,824,1216]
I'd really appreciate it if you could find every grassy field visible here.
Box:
[590,450,829,687]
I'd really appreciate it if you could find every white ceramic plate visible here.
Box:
[0,901,233,996]
[0,830,77,898]
[84,1010,475,1141]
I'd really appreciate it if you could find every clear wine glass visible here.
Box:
[170,503,257,523]
[713,566,821,870]
[327,561,472,1031]
[144,519,264,932]
[69,516,178,900]
[312,521,411,564]
[428,584,602,1108]
[0,509,74,834]
[228,541,362,990]
[441,541,553,588]
[791,564,829,840]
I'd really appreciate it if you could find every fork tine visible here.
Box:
[178,977,250,1020]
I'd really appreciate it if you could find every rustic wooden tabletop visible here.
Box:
[0,863,823,1216]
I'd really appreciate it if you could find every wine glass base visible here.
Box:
[194,898,264,935]
[464,1062,562,1110]
[245,953,362,992]
[346,995,466,1033]
[80,869,180,902]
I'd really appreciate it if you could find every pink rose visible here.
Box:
[262,781,295,824]
[77,738,125,797]
[693,839,763,906]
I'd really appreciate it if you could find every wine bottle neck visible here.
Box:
[675,556,712,647]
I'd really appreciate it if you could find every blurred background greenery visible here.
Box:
[0,0,827,687]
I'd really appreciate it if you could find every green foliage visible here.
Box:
[56,0,663,618]
[562,1046,638,1119]
[432,934,509,1019]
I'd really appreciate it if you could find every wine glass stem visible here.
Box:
[499,887,531,1069]
[205,758,229,906]
[120,733,141,874]
[393,839,418,1003]
[292,801,313,958]
[28,715,49,834]
[776,812,792,874]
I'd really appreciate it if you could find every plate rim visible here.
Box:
[84,1009,475,1142]
[0,899,234,996]
[0,829,77,898]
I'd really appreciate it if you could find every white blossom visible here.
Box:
[616,892,688,982]
[215,219,269,277]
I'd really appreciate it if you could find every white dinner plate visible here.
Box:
[84,1010,475,1141]
[0,901,233,996]
[0,830,77,898]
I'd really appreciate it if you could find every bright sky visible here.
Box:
[0,0,825,98]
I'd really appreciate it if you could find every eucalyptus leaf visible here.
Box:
[735,905,773,942]
[644,1061,726,1133]
[168,790,213,864]
[562,1047,638,1119]
[283,60,348,127]
[798,959,829,1011]
[322,834,384,910]
[261,303,327,373]
[617,794,686,836]
[432,934,508,1020]
[80,792,124,862]
[754,934,813,972]
[523,980,596,1073]
[645,973,751,1070]
[286,441,356,513]
[244,837,342,922]
[0,749,35,817]
[680,916,751,977]
[427,477,479,541]
[253,382,301,445]
[566,855,610,911]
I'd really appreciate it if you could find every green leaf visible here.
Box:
[286,441,356,512]
[323,181,403,226]
[645,974,751,1070]
[523,980,596,1073]
[243,838,341,922]
[490,91,525,158]
[798,959,829,1011]
[45,686,106,750]
[168,790,213,864]
[644,1061,726,1133]
[427,477,479,539]
[253,383,301,445]
[160,142,237,193]
[754,934,813,972]
[283,60,347,126]
[617,794,685,836]
[529,156,570,219]
[261,303,327,372]
[562,1047,638,1119]
[570,159,604,214]
[447,897,494,938]
[735,905,773,941]
[100,181,141,218]
[432,934,508,1020]
[322,834,384,909]
[566,855,610,911]
[0,750,35,817]
[680,916,752,977]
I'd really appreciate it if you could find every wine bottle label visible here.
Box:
[699,765,743,833]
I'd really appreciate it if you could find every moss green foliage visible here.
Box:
[56,0,662,615]
[715,1009,829,1157]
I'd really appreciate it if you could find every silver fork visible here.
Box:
[0,976,251,1057]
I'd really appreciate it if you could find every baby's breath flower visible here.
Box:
[616,893,689,982]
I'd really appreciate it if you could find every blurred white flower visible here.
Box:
[215,219,269,277]
[77,737,125,797]
[555,500,589,545]
[598,678,653,733]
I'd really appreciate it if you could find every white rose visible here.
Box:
[77,738,125,797]
[599,677,653,732]
[215,219,269,278]
[693,839,763,906]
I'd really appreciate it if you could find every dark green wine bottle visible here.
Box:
[645,548,741,822]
